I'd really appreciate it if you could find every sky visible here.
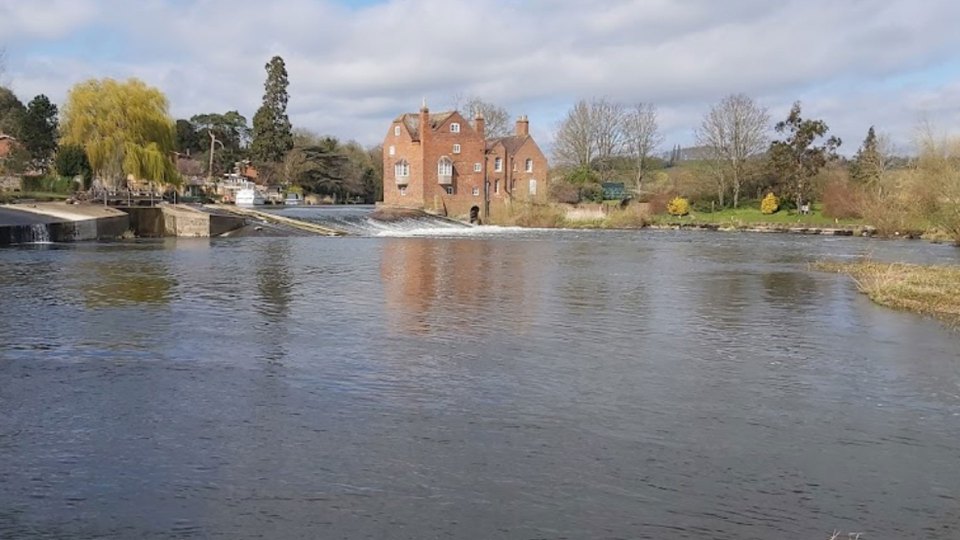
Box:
[2,0,960,156]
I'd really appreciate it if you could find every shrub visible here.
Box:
[760,192,780,215]
[647,190,678,214]
[603,205,650,229]
[21,175,78,194]
[504,203,566,228]
[579,182,604,203]
[666,196,690,216]
[549,180,580,204]
[821,180,863,219]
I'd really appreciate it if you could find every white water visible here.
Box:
[26,223,52,244]
[374,224,531,237]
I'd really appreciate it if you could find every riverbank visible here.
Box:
[814,260,960,328]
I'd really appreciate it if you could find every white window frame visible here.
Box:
[525,158,533,172]
[388,145,395,156]
[453,144,461,154]
[494,157,502,172]
[395,160,409,178]
[472,186,480,196]
[473,163,482,172]
[450,122,460,133]
[438,157,453,177]
[394,125,401,136]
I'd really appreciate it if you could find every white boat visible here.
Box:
[236,188,266,206]
[284,192,302,206]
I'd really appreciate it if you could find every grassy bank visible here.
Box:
[814,260,960,328]
[652,204,864,228]
[0,191,72,204]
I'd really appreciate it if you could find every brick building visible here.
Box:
[0,134,16,159]
[382,103,548,221]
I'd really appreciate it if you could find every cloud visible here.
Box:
[4,0,960,152]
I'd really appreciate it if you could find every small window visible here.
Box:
[529,179,537,196]
[444,186,453,194]
[494,157,502,172]
[450,123,460,133]
[472,186,480,196]
[388,145,395,156]
[394,125,401,136]
[453,144,461,154]
[494,180,500,194]
[525,158,533,172]
[438,157,453,177]
[399,186,407,196]
[473,163,481,172]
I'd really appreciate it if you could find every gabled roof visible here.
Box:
[395,111,457,141]
[486,135,529,155]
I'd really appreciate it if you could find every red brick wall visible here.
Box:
[421,111,487,218]
[383,118,425,208]
[508,138,549,202]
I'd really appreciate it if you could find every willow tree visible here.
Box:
[60,78,178,188]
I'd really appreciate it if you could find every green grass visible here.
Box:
[0,191,72,204]
[653,204,864,228]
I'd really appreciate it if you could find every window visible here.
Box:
[438,157,453,177]
[394,125,401,136]
[525,158,533,172]
[399,186,407,196]
[529,179,537,196]
[388,145,395,156]
[472,186,480,196]
[394,159,409,178]
[450,123,460,133]
[494,157,503,172]
[444,186,453,194]
[473,163,482,172]
[453,144,461,154]
[494,180,500,194]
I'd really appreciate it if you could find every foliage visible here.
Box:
[453,95,511,138]
[175,119,201,153]
[695,93,769,208]
[20,94,59,166]
[501,203,566,228]
[549,180,581,204]
[22,174,78,194]
[850,126,885,188]
[623,102,663,194]
[0,86,24,137]
[60,78,178,187]
[54,144,93,188]
[564,165,599,185]
[250,56,293,165]
[579,182,604,203]
[281,133,381,203]
[667,196,690,216]
[821,178,864,219]
[602,205,650,228]
[914,130,960,244]
[760,192,780,214]
[767,101,841,209]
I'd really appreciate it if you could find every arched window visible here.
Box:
[394,159,409,179]
[438,157,453,177]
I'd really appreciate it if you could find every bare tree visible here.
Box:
[623,103,663,195]
[695,94,769,207]
[553,99,596,169]
[450,94,511,138]
[590,98,626,181]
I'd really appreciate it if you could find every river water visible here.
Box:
[1,219,959,539]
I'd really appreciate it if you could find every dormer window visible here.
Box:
[525,158,533,172]
[453,144,461,154]
[450,123,460,133]
[394,125,401,136]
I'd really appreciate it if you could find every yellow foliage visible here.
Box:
[760,192,780,214]
[60,78,179,187]
[666,196,690,216]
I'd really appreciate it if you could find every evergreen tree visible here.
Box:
[54,144,93,188]
[850,126,884,190]
[767,102,841,209]
[20,94,59,165]
[250,56,293,165]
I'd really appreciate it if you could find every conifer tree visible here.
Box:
[250,56,293,165]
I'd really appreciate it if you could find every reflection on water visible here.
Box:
[1,231,959,539]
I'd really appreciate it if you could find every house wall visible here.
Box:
[421,111,486,218]
[382,117,425,209]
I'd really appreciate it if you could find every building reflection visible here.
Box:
[380,238,544,337]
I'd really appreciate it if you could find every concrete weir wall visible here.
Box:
[0,204,130,245]
[120,205,245,237]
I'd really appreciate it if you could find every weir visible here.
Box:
[271,206,471,236]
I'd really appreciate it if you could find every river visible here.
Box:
[1,219,959,539]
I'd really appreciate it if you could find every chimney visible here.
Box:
[515,115,529,137]
[419,98,430,143]
[474,110,485,139]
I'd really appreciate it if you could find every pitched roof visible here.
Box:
[395,111,457,140]
[486,135,529,155]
